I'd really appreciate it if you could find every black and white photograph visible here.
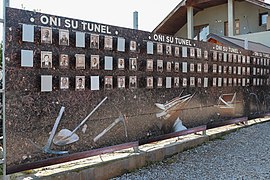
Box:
[146,59,153,71]
[204,63,208,73]
[146,77,153,89]
[59,54,69,68]
[104,76,113,89]
[129,58,137,70]
[75,54,85,69]
[130,40,137,51]
[59,29,69,46]
[174,77,180,88]
[204,50,208,60]
[174,46,180,57]
[41,27,52,44]
[233,54,237,63]
[213,77,217,87]
[197,63,202,73]
[75,76,85,90]
[190,63,195,72]
[166,44,172,55]
[104,36,113,50]
[91,55,100,70]
[41,51,52,68]
[197,78,202,87]
[197,48,202,58]
[118,58,125,70]
[238,55,242,63]
[190,48,195,58]
[129,76,137,89]
[190,77,195,87]
[213,64,217,73]
[213,51,217,61]
[167,61,172,72]
[218,53,222,61]
[60,77,69,90]
[118,76,125,89]
[175,62,179,72]
[157,60,163,72]
[218,65,222,74]
[183,78,187,87]
[90,34,99,49]
[157,43,163,54]
[157,77,163,88]
[228,53,232,62]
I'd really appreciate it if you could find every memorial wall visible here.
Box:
[5,7,270,167]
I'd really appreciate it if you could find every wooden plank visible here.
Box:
[207,117,248,129]
[139,125,207,145]
[7,141,138,175]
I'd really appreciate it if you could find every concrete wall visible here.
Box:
[234,31,270,47]
[175,1,270,39]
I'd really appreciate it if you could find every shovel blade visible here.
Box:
[53,129,79,146]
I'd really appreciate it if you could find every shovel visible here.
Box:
[53,97,108,146]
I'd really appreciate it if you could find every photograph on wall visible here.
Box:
[234,78,237,86]
[247,67,250,75]
[157,43,163,54]
[129,76,137,88]
[190,48,195,58]
[233,66,237,74]
[104,76,113,89]
[59,29,69,46]
[118,76,125,89]
[166,44,172,55]
[218,78,222,87]
[129,58,137,70]
[104,36,113,50]
[190,63,195,72]
[204,78,208,87]
[60,77,69,90]
[75,54,85,69]
[246,56,250,64]
[41,27,52,44]
[233,54,237,63]
[59,54,69,68]
[182,47,188,57]
[157,77,163,88]
[174,46,180,57]
[167,61,172,72]
[228,53,232,62]
[197,78,202,87]
[204,50,208,60]
[238,55,242,63]
[183,77,187,87]
[218,65,222,74]
[75,76,85,90]
[223,78,227,86]
[228,78,232,86]
[182,62,187,73]
[90,34,99,49]
[242,67,246,75]
[213,77,217,87]
[213,64,217,73]
[223,53,227,62]
[41,51,52,68]
[238,66,241,75]
[146,77,153,89]
[146,59,153,71]
[228,66,232,74]
[212,51,217,61]
[175,62,179,72]
[223,66,227,74]
[238,78,242,86]
[91,55,100,70]
[157,60,163,72]
[130,40,137,51]
[118,58,125,70]
[190,77,195,87]
[218,53,223,61]
[174,77,180,88]
[197,48,202,59]
[242,56,246,64]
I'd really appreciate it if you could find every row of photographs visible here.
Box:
[22,50,268,76]
[41,75,269,92]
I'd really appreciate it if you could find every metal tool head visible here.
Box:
[53,129,79,146]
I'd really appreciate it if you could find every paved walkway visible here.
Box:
[115,121,270,180]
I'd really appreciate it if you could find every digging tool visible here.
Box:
[43,106,68,154]
[53,97,108,146]
[93,113,127,142]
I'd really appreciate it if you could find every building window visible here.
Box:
[224,19,240,36]
[194,24,209,41]
[259,13,268,26]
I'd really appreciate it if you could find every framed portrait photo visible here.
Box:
[104,76,113,89]
[91,55,100,70]
[59,29,69,46]
[212,51,217,61]
[217,78,222,87]
[190,77,195,87]
[228,53,232,62]
[167,61,172,72]
[197,63,202,73]
[204,50,208,60]
[190,48,195,58]
[157,77,163,88]
[197,48,202,59]
[41,51,52,68]
[146,77,153,89]
[130,40,137,51]
[129,76,137,89]
[60,77,69,90]
[190,63,195,72]
[129,58,137,71]
[90,34,99,49]
[75,76,85,90]
[174,77,180,88]
[75,54,85,69]
[233,54,237,63]
[157,60,163,72]
[59,54,69,68]
[118,76,125,89]
[146,59,153,71]
[118,58,125,70]
[157,43,163,54]
[204,63,208,73]
[174,47,180,57]
[197,78,202,87]
[166,44,172,55]
[218,53,223,61]
[41,27,52,44]
[104,36,113,50]
[213,64,217,73]
[183,78,187,87]
[175,62,179,72]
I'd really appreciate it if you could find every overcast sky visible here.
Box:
[1,0,270,41]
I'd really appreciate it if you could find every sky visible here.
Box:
[1,0,270,41]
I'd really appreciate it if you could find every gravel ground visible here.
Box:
[114,122,270,180]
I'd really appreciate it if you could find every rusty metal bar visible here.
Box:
[139,125,207,145]
[7,141,139,175]
[206,117,248,129]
